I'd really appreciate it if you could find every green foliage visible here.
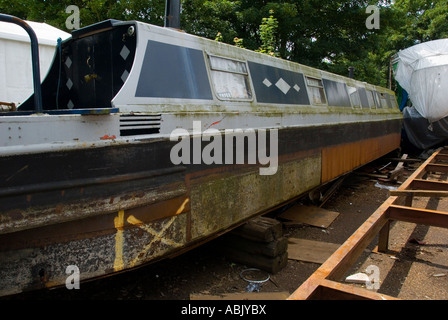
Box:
[182,0,240,42]
[256,10,280,57]
[215,32,223,42]
[388,0,448,48]
[233,37,244,48]
[1,0,447,86]
[0,0,166,31]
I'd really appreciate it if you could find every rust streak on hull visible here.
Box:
[321,133,401,183]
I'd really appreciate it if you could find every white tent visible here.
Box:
[0,20,71,106]
[394,39,448,123]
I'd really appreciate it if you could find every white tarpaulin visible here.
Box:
[0,20,70,105]
[394,39,448,123]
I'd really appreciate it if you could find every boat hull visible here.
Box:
[0,118,401,296]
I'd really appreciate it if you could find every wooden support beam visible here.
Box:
[319,175,346,208]
[399,149,442,189]
[314,279,399,300]
[288,197,394,300]
[388,154,407,180]
[390,190,448,198]
[410,179,448,191]
[435,154,448,161]
[289,147,448,301]
[377,220,391,253]
[355,172,388,179]
[426,163,448,174]
[389,204,448,228]
[384,158,420,163]
[325,199,393,282]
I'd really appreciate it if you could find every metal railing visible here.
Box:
[0,13,43,113]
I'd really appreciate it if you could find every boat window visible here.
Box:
[378,92,388,108]
[306,77,327,105]
[208,55,252,100]
[322,79,351,107]
[373,91,382,108]
[357,87,370,108]
[347,86,361,108]
[366,90,376,109]
[386,93,397,109]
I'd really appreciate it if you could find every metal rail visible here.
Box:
[288,147,448,300]
[0,14,42,113]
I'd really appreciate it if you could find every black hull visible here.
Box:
[0,119,401,296]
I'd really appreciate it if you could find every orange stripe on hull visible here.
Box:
[321,133,401,183]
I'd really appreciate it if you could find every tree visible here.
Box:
[0,0,166,31]
[2,0,446,87]
[387,0,448,48]
[181,0,240,42]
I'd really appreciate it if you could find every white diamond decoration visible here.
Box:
[66,78,73,90]
[276,78,291,95]
[67,100,74,109]
[293,84,301,92]
[120,45,130,60]
[65,57,72,68]
[121,70,129,83]
[263,78,272,87]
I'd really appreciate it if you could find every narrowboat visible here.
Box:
[0,16,402,296]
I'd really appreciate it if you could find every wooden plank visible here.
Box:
[399,148,443,185]
[288,276,322,300]
[190,292,290,300]
[288,238,341,264]
[356,172,389,179]
[426,163,448,173]
[377,220,391,253]
[384,158,420,163]
[223,249,288,274]
[289,148,448,300]
[389,204,448,228]
[315,279,399,300]
[388,154,407,181]
[279,205,339,229]
[390,190,448,198]
[230,217,282,242]
[319,176,346,207]
[410,179,448,191]
[289,198,391,300]
[435,154,448,161]
[295,195,393,294]
[221,235,288,258]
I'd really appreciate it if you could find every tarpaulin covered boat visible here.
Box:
[394,39,448,150]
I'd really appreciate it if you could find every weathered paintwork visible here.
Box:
[0,19,402,296]
[0,122,399,296]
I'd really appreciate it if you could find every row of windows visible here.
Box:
[348,86,396,109]
[207,54,396,110]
